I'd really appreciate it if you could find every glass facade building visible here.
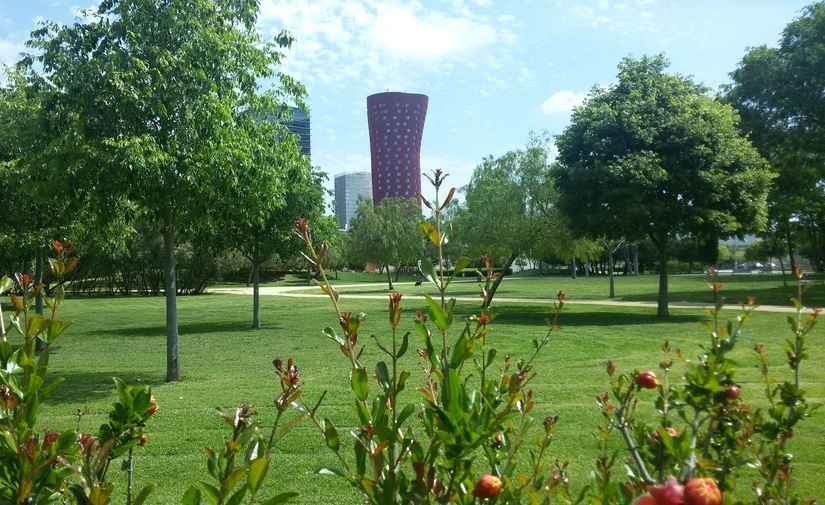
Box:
[334,172,373,230]
[367,92,428,205]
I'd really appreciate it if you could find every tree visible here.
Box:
[553,55,773,316]
[219,133,325,329]
[453,134,568,307]
[23,0,306,381]
[348,196,423,290]
[725,2,825,272]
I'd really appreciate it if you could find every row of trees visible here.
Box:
[343,2,825,317]
[0,0,327,381]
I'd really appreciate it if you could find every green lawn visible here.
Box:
[33,271,825,503]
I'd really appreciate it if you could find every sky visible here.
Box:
[0,0,815,205]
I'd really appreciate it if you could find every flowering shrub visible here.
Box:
[595,268,819,504]
[292,171,819,505]
[0,241,157,505]
[0,177,818,505]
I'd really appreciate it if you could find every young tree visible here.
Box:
[725,2,825,272]
[453,135,568,307]
[22,0,306,380]
[553,55,773,316]
[218,135,325,329]
[348,196,423,289]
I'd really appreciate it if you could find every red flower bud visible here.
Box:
[636,371,659,389]
[684,477,721,505]
[474,474,503,499]
[648,476,683,505]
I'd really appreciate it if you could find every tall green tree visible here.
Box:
[23,0,306,381]
[348,196,423,290]
[218,127,325,329]
[453,134,568,307]
[725,2,825,272]
[553,55,773,316]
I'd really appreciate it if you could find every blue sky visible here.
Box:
[0,0,814,202]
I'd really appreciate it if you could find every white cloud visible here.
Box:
[540,90,587,115]
[368,4,497,61]
[0,39,25,67]
[258,0,502,95]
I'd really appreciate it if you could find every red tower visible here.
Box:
[367,92,428,205]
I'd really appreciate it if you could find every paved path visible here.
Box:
[208,282,804,313]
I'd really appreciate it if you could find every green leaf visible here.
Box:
[418,259,439,288]
[26,313,46,338]
[181,486,201,505]
[351,367,369,401]
[113,377,129,406]
[423,293,450,332]
[421,221,440,246]
[323,418,340,452]
[445,256,471,288]
[0,276,13,295]
[397,332,409,359]
[375,361,390,391]
[133,484,156,505]
[449,335,469,369]
[247,457,270,495]
[194,482,220,505]
[317,467,346,477]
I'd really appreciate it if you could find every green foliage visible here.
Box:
[553,54,774,316]
[20,0,308,381]
[347,196,424,289]
[296,170,577,504]
[593,267,820,504]
[451,132,585,305]
[725,2,825,272]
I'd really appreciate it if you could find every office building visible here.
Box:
[264,106,311,157]
[284,107,310,157]
[367,92,428,205]
[334,172,373,230]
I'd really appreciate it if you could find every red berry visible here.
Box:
[684,477,721,505]
[725,385,740,400]
[648,476,683,505]
[138,434,148,445]
[474,474,503,499]
[634,495,656,505]
[636,371,659,390]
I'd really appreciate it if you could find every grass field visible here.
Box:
[32,270,825,503]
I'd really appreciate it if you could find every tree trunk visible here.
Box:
[35,250,46,351]
[608,249,615,298]
[386,264,393,290]
[786,227,797,278]
[656,231,669,317]
[483,253,517,308]
[163,208,181,382]
[252,261,261,329]
[570,257,577,279]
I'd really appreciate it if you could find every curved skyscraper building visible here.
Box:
[367,92,428,205]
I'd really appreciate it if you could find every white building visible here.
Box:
[334,172,372,230]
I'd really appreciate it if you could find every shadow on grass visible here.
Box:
[47,371,166,405]
[620,287,809,307]
[491,303,702,327]
[85,319,283,338]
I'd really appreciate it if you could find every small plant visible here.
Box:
[0,241,160,505]
[181,357,307,505]
[294,170,574,504]
[0,240,82,504]
[596,266,819,504]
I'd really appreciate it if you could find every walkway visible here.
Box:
[208,282,802,313]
